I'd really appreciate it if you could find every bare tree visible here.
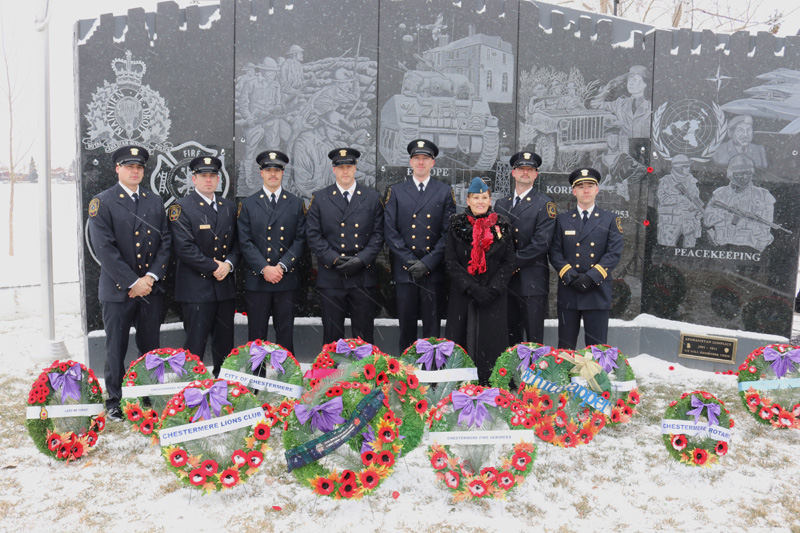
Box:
[0,6,32,256]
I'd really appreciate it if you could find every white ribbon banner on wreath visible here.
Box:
[427,429,536,445]
[121,382,191,398]
[415,368,479,383]
[737,378,800,392]
[217,368,303,398]
[660,419,732,442]
[25,403,105,420]
[159,407,266,446]
[524,369,611,415]
[611,380,638,392]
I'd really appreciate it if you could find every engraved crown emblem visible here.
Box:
[112,50,146,86]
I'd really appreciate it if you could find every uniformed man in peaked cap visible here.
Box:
[87,145,171,421]
[495,150,556,346]
[238,150,306,353]
[384,139,455,353]
[169,155,239,377]
[548,167,623,349]
[306,147,384,343]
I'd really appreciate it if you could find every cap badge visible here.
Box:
[417,141,425,148]
[131,148,139,156]
[581,169,589,177]
[204,157,211,165]
[269,152,276,159]
[523,153,530,159]
[339,149,347,157]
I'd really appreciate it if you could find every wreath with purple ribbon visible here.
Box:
[26,360,105,462]
[160,379,270,493]
[575,345,641,425]
[121,348,212,440]
[489,343,559,392]
[400,337,477,409]
[310,338,382,380]
[663,390,733,467]
[426,384,537,501]
[738,344,800,429]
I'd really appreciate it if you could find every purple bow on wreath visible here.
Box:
[516,345,552,373]
[763,347,800,379]
[686,396,720,426]
[295,396,346,433]
[415,339,455,370]
[249,344,288,374]
[591,345,619,374]
[335,339,373,361]
[48,363,82,404]
[145,351,187,383]
[451,388,500,429]
[184,381,231,423]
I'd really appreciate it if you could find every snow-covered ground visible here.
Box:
[2,182,800,532]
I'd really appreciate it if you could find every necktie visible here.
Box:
[343,191,350,203]
[132,192,139,204]
[212,199,218,212]
[582,210,589,228]
[513,196,519,209]
[270,193,276,209]
[419,183,424,194]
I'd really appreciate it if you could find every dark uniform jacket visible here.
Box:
[88,183,171,303]
[548,206,624,310]
[384,177,456,284]
[306,183,384,289]
[169,192,240,302]
[238,189,306,292]
[495,189,556,296]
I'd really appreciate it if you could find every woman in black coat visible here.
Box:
[445,177,515,385]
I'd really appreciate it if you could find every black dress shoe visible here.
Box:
[107,406,123,421]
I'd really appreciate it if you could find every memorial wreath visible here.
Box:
[662,390,733,467]
[489,343,559,391]
[577,344,641,425]
[400,337,477,409]
[738,344,800,429]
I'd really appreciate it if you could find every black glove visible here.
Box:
[561,269,578,285]
[570,273,594,293]
[406,260,430,280]
[338,257,365,276]
[470,286,494,307]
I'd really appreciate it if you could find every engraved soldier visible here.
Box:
[711,115,768,170]
[87,146,171,421]
[656,154,703,248]
[169,156,239,377]
[591,65,652,139]
[549,167,623,349]
[240,57,283,190]
[495,150,556,346]
[305,148,385,344]
[238,150,306,353]
[384,139,456,353]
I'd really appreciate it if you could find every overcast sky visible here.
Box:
[0,0,798,169]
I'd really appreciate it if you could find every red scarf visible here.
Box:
[467,212,498,275]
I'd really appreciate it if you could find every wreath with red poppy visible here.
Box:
[160,379,270,493]
[489,343,559,392]
[399,337,477,410]
[311,339,427,453]
[520,350,612,448]
[25,360,105,462]
[219,340,304,433]
[576,345,641,425]
[737,344,800,429]
[662,391,733,467]
[426,384,537,501]
[121,348,212,440]
[282,363,404,500]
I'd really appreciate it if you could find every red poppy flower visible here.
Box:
[254,423,271,441]
[231,449,247,466]
[770,403,783,416]
[480,467,498,483]
[360,384,371,395]
[92,416,105,432]
[386,359,401,374]
[360,469,380,490]
[558,395,568,409]
[622,405,633,417]
[47,434,62,451]
[264,413,279,427]
[628,389,641,405]
[668,434,688,451]
[578,429,593,443]
[246,450,264,467]
[561,433,577,448]
[169,449,188,467]
[379,427,397,443]
[715,441,728,456]
[361,451,376,465]
[590,413,606,430]
[692,448,708,465]
[444,470,460,489]
[325,386,343,397]
[376,372,389,385]
[393,381,407,396]
[86,430,98,447]
[468,479,488,497]
[430,451,448,470]
[278,401,292,417]
[139,419,154,435]
[68,440,84,458]
[415,399,428,414]
[220,468,240,488]
[498,367,507,376]
[377,450,395,467]
[125,405,144,422]
[338,482,356,499]
[407,374,419,389]
[554,410,568,427]
[313,477,335,495]
[497,471,515,490]
[201,459,219,475]
[610,410,622,423]
[189,468,207,486]
[758,407,773,420]
[341,470,356,484]
[536,425,555,442]
[540,396,553,410]
[363,364,377,380]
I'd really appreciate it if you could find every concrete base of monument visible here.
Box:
[86,313,786,376]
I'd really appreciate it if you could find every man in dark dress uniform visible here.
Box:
[306,147,384,344]
[87,145,171,420]
[238,150,306,353]
[548,167,623,349]
[384,139,456,353]
[169,156,239,377]
[495,150,556,345]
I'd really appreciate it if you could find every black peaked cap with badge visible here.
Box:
[189,155,222,174]
[407,139,439,158]
[510,150,542,169]
[328,147,360,166]
[569,167,601,187]
[112,145,149,166]
[257,150,289,170]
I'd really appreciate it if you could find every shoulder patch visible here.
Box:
[616,217,623,234]
[237,201,242,218]
[168,204,181,222]
[547,201,557,219]
[88,198,100,218]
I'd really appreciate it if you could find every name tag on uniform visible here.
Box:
[199,224,211,230]
[564,230,576,235]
